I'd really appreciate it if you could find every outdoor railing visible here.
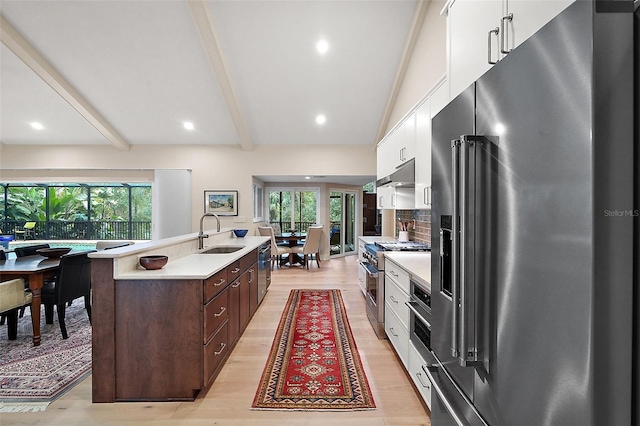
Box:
[2,220,151,240]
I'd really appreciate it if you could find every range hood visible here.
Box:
[376,158,415,188]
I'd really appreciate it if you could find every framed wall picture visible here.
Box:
[204,190,238,216]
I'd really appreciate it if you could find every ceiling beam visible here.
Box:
[188,1,254,151]
[374,0,431,148]
[0,15,130,151]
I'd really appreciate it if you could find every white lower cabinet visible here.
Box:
[408,341,432,409]
[358,261,368,297]
[384,301,409,367]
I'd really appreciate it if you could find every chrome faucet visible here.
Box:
[198,213,221,249]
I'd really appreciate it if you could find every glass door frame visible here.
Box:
[329,189,358,257]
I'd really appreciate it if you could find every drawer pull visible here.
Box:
[415,372,430,389]
[231,282,240,288]
[389,327,398,337]
[214,279,225,287]
[214,342,226,356]
[214,306,226,317]
[390,295,398,303]
[390,271,399,277]
[231,267,240,273]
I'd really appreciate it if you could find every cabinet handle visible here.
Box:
[487,27,499,64]
[390,295,398,304]
[214,342,226,356]
[231,267,240,273]
[424,186,431,206]
[214,279,225,287]
[232,282,240,288]
[391,194,396,207]
[415,372,430,389]
[214,306,226,317]
[390,270,399,277]
[500,13,513,54]
[389,327,398,337]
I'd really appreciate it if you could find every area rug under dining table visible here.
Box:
[252,289,376,411]
[0,302,92,412]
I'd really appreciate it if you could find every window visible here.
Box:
[253,183,264,222]
[0,182,152,240]
[268,188,318,232]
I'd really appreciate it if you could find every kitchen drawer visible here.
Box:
[240,248,258,272]
[228,260,242,283]
[408,341,432,409]
[384,301,409,367]
[385,279,410,330]
[385,259,410,293]
[204,320,229,386]
[204,269,227,303]
[204,287,229,344]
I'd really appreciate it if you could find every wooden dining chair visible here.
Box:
[41,252,93,339]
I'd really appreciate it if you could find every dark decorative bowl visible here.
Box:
[139,255,168,270]
[36,247,72,258]
[233,229,249,238]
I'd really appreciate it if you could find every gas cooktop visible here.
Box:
[374,241,431,251]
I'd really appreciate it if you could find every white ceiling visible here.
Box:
[0,0,421,184]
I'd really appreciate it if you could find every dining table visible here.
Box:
[275,231,307,266]
[0,255,60,346]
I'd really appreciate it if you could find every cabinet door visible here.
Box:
[228,279,241,345]
[376,186,393,209]
[408,341,432,409]
[357,262,368,296]
[401,111,416,164]
[414,98,431,209]
[376,137,394,179]
[505,0,574,52]
[448,0,502,99]
[248,262,258,316]
[239,269,251,330]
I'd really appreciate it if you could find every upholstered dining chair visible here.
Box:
[258,226,291,269]
[14,243,50,257]
[41,251,93,339]
[0,278,33,340]
[292,225,323,270]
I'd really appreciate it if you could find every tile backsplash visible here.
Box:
[396,209,431,245]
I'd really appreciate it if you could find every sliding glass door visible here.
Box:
[268,188,318,233]
[329,190,356,256]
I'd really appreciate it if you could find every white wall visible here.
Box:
[0,144,375,239]
[386,0,447,134]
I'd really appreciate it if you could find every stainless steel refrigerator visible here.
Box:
[428,1,637,425]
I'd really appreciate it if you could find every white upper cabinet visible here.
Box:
[415,77,447,209]
[377,111,416,181]
[447,0,574,99]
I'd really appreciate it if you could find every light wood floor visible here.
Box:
[3,256,431,426]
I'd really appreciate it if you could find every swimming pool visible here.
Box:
[9,240,98,251]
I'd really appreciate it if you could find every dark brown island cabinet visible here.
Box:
[91,248,260,402]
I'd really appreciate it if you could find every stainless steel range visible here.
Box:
[361,240,430,338]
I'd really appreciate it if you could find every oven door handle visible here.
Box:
[406,301,431,329]
[362,262,379,277]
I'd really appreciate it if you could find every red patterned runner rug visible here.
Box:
[252,289,376,410]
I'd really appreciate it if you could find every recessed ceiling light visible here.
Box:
[183,121,194,131]
[316,40,329,54]
[316,115,326,125]
[30,122,44,130]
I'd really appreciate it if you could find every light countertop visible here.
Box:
[383,252,431,285]
[89,231,269,280]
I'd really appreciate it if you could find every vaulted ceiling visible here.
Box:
[0,0,425,153]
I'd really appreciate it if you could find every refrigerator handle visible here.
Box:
[500,13,513,54]
[459,135,484,368]
[487,27,499,64]
[451,139,461,359]
[459,139,470,364]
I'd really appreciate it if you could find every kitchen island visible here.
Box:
[89,230,269,403]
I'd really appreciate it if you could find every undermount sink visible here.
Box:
[199,245,245,254]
